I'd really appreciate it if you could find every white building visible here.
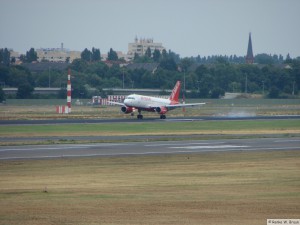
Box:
[9,50,20,59]
[8,49,21,64]
[101,51,130,62]
[36,44,81,63]
[127,37,165,60]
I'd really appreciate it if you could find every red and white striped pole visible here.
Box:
[67,69,71,113]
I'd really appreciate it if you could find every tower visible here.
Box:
[245,33,254,64]
[67,69,71,113]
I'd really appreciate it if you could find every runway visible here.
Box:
[0,138,299,160]
[1,115,300,125]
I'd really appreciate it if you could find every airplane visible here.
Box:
[109,81,206,119]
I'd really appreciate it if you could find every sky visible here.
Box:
[1,0,300,58]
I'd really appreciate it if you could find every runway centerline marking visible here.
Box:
[164,119,204,122]
[0,146,87,152]
[144,142,225,147]
[169,145,248,150]
[274,139,300,143]
[0,143,129,152]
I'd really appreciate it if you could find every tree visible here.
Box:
[92,47,101,61]
[0,48,10,66]
[285,53,292,64]
[107,48,118,61]
[0,65,10,85]
[72,83,87,98]
[268,86,280,98]
[71,59,88,72]
[291,59,300,94]
[25,48,37,63]
[145,47,152,58]
[133,53,140,62]
[180,57,193,72]
[255,53,274,64]
[0,87,5,102]
[159,58,177,71]
[168,50,180,63]
[0,49,3,63]
[16,83,34,99]
[199,86,210,98]
[5,65,34,87]
[161,49,167,59]
[19,54,26,63]
[11,57,16,64]
[153,49,161,62]
[211,88,225,98]
[4,48,10,65]
[81,48,92,62]
[195,65,208,79]
[58,87,67,99]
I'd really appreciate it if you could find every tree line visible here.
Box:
[0,48,38,65]
[0,47,299,100]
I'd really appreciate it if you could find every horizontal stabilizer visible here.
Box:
[166,102,206,109]
[107,101,126,106]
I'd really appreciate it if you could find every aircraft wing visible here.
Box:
[166,102,206,109]
[107,101,126,106]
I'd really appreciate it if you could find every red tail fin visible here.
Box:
[169,81,181,102]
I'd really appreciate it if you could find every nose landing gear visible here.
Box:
[137,109,143,119]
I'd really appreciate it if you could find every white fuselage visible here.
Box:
[124,94,173,109]
[109,81,205,119]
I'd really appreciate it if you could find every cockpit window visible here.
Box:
[126,96,135,100]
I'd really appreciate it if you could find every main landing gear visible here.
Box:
[136,109,166,120]
[137,109,143,119]
[160,115,166,119]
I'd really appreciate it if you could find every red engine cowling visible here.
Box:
[121,106,134,114]
[155,106,168,115]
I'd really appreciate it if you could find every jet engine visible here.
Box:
[155,106,168,114]
[121,106,134,114]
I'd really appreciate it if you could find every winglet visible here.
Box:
[169,81,181,102]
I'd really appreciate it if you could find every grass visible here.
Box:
[1,120,300,138]
[0,150,299,225]
[1,98,300,120]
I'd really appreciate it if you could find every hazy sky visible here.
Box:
[1,0,300,58]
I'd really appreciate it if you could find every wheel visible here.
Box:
[137,115,143,119]
[160,115,166,119]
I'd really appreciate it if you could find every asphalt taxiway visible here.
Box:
[0,138,299,160]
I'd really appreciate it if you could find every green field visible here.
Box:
[0,119,299,146]
[0,151,299,225]
[1,119,299,138]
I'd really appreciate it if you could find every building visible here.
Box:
[9,50,21,63]
[36,43,81,63]
[127,37,165,60]
[245,33,254,64]
[101,51,130,62]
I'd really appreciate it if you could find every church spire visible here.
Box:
[246,33,254,64]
